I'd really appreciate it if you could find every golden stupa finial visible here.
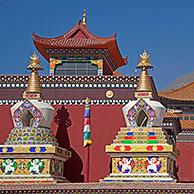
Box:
[137,49,153,69]
[136,50,153,94]
[82,9,87,27]
[27,51,42,71]
[85,97,91,104]
[23,51,42,99]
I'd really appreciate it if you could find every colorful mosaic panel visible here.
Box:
[13,100,42,129]
[50,159,64,177]
[117,157,135,173]
[91,59,103,76]
[112,157,167,174]
[1,159,17,175]
[106,144,173,153]
[127,99,156,127]
[50,58,62,75]
[28,159,45,174]
[145,156,162,173]
[0,159,50,175]
[122,131,134,144]
[0,145,56,154]
[147,131,158,144]
[5,127,57,145]
[119,127,163,145]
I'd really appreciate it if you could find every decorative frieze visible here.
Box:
[0,75,138,88]
[0,99,131,105]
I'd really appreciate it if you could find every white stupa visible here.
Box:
[122,50,166,128]
[0,52,71,183]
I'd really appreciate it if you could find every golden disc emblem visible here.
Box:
[152,145,158,151]
[106,90,114,99]
[2,147,7,153]
[36,146,41,152]
[120,146,126,152]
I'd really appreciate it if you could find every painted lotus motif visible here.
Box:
[1,159,17,175]
[145,156,162,173]
[117,157,135,173]
[27,159,44,174]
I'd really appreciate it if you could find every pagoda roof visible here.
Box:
[33,22,127,70]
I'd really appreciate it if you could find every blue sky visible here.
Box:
[0,0,194,89]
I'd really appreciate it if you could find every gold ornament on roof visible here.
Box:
[136,50,153,93]
[82,9,87,27]
[23,51,42,99]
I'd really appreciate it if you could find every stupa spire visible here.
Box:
[136,50,153,95]
[23,51,43,99]
[82,9,87,28]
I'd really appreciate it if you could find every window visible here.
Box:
[136,109,149,127]
[55,61,98,76]
[184,116,189,120]
[190,116,194,120]
[22,110,34,127]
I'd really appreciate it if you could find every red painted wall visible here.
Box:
[0,104,125,182]
[176,142,194,182]
[0,105,14,143]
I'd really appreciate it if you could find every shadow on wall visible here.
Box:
[55,105,84,182]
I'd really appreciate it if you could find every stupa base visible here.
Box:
[102,173,176,182]
[0,145,71,183]
[0,174,69,184]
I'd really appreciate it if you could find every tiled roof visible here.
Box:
[159,82,194,101]
[33,23,127,70]
[33,33,114,48]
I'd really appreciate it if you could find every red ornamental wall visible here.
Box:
[176,142,194,182]
[0,104,193,182]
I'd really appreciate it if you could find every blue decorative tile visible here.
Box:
[7,147,14,152]
[40,147,46,152]
[29,147,36,152]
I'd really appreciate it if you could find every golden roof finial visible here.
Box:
[136,50,153,94]
[23,51,42,99]
[82,9,87,27]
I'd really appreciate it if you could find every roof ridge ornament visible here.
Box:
[82,9,87,28]
[23,51,42,100]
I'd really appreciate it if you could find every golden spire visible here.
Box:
[82,9,87,28]
[136,50,153,94]
[23,51,43,99]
